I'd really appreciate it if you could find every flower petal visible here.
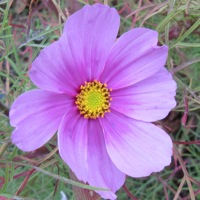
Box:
[29,35,83,95]
[111,67,177,122]
[100,111,173,178]
[10,90,72,151]
[100,28,168,89]
[87,120,125,199]
[64,4,120,80]
[58,108,89,182]
[58,110,125,200]
[30,4,119,93]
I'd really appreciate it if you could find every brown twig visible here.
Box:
[69,169,100,200]
[171,58,200,74]
[173,145,195,200]
[123,184,138,200]
[0,101,9,117]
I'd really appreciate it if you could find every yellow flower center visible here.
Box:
[75,80,112,119]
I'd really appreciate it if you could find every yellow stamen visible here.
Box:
[76,80,112,119]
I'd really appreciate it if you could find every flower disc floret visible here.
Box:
[75,80,112,119]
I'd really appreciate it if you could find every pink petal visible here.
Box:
[29,34,83,95]
[58,110,125,200]
[100,111,173,178]
[87,120,125,199]
[30,4,120,92]
[111,67,177,122]
[58,108,89,182]
[100,28,168,89]
[64,4,120,81]
[10,90,73,151]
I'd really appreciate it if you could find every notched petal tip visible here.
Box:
[111,66,177,122]
[100,27,169,89]
[10,90,72,152]
[101,111,173,178]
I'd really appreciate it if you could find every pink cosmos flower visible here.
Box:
[10,4,176,200]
